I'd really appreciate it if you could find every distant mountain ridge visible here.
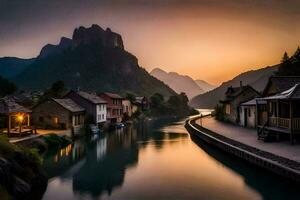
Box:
[194,80,216,92]
[189,65,278,108]
[11,24,176,97]
[0,57,35,79]
[150,68,216,99]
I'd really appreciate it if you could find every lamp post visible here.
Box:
[17,113,24,134]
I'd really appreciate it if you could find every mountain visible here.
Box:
[0,57,35,79]
[189,65,278,108]
[150,68,205,99]
[13,24,175,97]
[194,80,216,92]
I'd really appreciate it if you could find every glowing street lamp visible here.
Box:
[17,114,24,123]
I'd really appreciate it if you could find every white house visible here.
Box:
[97,104,107,123]
[66,90,107,125]
[239,98,257,128]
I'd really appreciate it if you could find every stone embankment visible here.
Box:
[185,115,300,182]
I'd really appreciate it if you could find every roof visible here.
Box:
[52,98,85,113]
[221,85,260,103]
[76,91,107,104]
[241,98,266,106]
[101,92,123,99]
[135,96,147,104]
[264,76,300,95]
[0,97,32,114]
[261,83,300,100]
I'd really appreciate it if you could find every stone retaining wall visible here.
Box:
[185,116,300,182]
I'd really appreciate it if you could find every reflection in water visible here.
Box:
[41,117,300,200]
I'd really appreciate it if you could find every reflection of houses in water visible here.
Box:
[136,119,189,149]
[72,126,139,198]
[42,140,87,179]
[96,137,107,161]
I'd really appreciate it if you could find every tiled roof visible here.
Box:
[53,98,85,112]
[221,86,259,102]
[0,97,32,114]
[269,76,300,93]
[262,83,300,100]
[135,96,146,104]
[77,91,107,104]
[241,98,266,106]
[102,92,123,99]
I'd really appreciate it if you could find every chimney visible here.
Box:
[240,81,243,88]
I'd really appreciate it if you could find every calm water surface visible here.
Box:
[41,115,299,200]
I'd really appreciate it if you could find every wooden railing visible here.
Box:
[268,117,290,129]
[292,118,300,130]
[278,118,290,129]
[268,117,300,131]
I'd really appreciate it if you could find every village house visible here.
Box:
[239,98,263,128]
[134,96,150,111]
[220,82,260,124]
[263,76,300,97]
[98,93,123,123]
[65,90,107,125]
[257,78,300,144]
[0,97,35,137]
[122,99,132,117]
[32,98,85,135]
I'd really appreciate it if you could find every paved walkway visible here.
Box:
[9,129,71,144]
[196,116,300,162]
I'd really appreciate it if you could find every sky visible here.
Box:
[1,0,300,85]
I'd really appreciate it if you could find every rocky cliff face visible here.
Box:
[14,25,175,97]
[39,25,124,59]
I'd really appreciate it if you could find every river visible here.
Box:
[41,114,299,200]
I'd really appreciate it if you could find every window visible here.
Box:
[53,117,59,124]
[248,108,251,117]
[225,104,231,114]
[102,114,104,120]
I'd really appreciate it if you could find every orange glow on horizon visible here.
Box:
[1,1,300,85]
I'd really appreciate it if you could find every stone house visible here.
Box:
[220,83,260,124]
[32,98,85,135]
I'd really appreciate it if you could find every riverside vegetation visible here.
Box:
[0,134,71,200]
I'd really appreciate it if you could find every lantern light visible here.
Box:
[17,114,24,122]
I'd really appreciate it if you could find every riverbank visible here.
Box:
[185,115,300,182]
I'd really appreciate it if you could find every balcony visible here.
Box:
[268,117,300,131]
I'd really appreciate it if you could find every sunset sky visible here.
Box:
[1,0,300,85]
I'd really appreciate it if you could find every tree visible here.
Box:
[281,52,290,63]
[276,52,292,76]
[44,80,66,98]
[125,92,136,103]
[292,46,300,62]
[150,93,164,108]
[0,76,17,97]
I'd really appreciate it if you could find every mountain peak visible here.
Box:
[38,24,124,59]
[150,68,204,99]
[72,25,124,49]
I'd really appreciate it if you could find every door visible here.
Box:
[244,108,248,127]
